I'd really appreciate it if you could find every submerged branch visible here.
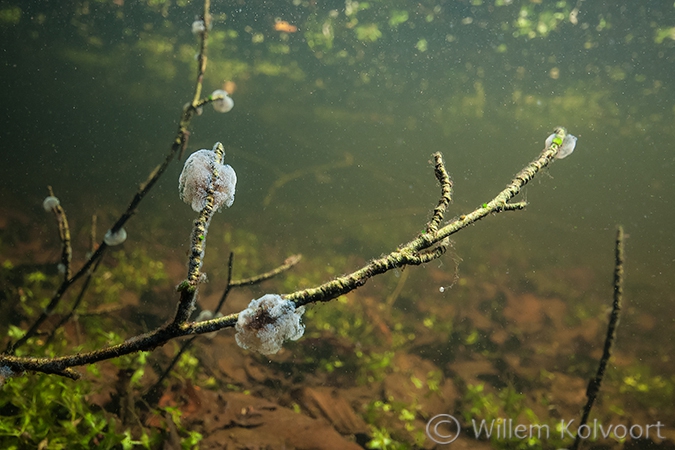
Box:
[0,131,570,377]
[426,153,453,235]
[571,226,625,450]
[286,138,562,307]
[5,2,216,355]
[47,185,73,282]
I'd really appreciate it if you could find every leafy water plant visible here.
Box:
[613,364,675,412]
[0,327,158,449]
[0,372,129,449]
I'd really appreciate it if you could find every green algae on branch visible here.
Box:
[286,129,574,307]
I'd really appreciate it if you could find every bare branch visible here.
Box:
[0,131,571,377]
[426,152,453,234]
[571,226,625,450]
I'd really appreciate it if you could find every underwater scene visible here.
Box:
[1,0,674,449]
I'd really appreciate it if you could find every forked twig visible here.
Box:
[0,133,571,378]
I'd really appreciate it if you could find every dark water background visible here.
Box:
[1,0,674,444]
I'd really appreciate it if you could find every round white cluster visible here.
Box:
[42,196,60,211]
[235,294,305,355]
[211,89,234,113]
[191,20,206,35]
[179,147,237,212]
[104,227,127,246]
[545,133,578,159]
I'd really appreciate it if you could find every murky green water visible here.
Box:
[1,1,674,448]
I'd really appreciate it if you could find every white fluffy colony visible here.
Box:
[104,227,127,246]
[545,133,578,159]
[179,148,236,212]
[42,196,60,211]
[235,294,305,355]
[211,89,234,113]
[191,20,206,35]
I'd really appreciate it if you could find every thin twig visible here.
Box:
[230,254,303,289]
[191,0,210,108]
[426,153,453,235]
[142,335,198,405]
[90,214,97,254]
[47,186,72,281]
[44,257,103,347]
[571,226,624,450]
[44,214,103,346]
[214,252,236,315]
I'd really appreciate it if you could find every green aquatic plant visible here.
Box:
[610,364,675,412]
[366,426,397,450]
[0,373,131,449]
[513,3,573,39]
[91,249,167,305]
[358,350,396,384]
[355,23,383,42]
[460,384,570,450]
[463,383,500,424]
[174,349,201,383]
[364,403,419,450]
[3,267,58,320]
[388,10,409,28]
[158,406,203,450]
[0,327,158,449]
